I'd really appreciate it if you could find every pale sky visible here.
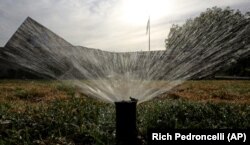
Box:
[0,0,250,52]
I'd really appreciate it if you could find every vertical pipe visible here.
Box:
[115,100,138,145]
[149,16,150,51]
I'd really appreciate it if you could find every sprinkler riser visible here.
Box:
[115,101,138,145]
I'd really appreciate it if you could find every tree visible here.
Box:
[164,7,250,77]
[165,7,248,51]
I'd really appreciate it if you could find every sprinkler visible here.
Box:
[115,98,138,145]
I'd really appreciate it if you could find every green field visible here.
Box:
[0,80,250,144]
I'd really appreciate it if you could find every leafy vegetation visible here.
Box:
[217,56,250,77]
[165,7,249,50]
[139,100,250,130]
[165,7,250,77]
[0,97,115,145]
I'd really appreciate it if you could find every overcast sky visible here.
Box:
[0,0,250,52]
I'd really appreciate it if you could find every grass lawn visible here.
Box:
[0,80,250,144]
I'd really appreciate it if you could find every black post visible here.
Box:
[115,100,138,145]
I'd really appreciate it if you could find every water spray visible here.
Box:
[115,98,138,145]
[1,16,250,144]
